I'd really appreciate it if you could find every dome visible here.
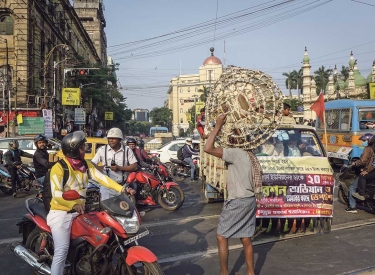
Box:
[349,51,355,67]
[303,47,310,63]
[203,47,222,65]
[336,77,347,90]
[353,66,367,87]
[203,56,222,65]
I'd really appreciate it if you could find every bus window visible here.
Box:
[320,108,351,131]
[359,108,375,130]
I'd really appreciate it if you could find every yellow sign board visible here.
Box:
[62,88,81,105]
[195,102,205,114]
[369,82,375,99]
[186,113,192,122]
[105,112,113,120]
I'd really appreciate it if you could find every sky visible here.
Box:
[100,0,375,110]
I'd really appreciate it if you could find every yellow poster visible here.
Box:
[62,88,81,105]
[369,82,375,99]
[17,114,23,124]
[195,102,205,114]
[186,113,192,122]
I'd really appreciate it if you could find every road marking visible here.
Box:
[143,214,220,227]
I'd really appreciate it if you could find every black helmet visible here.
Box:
[9,140,19,148]
[137,139,145,149]
[126,137,136,145]
[34,134,48,146]
[61,131,86,159]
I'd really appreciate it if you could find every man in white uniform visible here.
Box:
[91,128,138,200]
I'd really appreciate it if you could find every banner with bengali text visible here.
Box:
[256,157,334,218]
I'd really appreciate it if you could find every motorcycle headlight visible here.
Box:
[114,211,140,234]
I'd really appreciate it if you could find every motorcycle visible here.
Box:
[126,159,185,211]
[0,162,37,195]
[169,156,200,182]
[11,190,164,275]
[337,165,375,214]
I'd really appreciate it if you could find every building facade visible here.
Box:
[133,108,149,122]
[168,48,223,136]
[302,48,375,120]
[0,0,102,135]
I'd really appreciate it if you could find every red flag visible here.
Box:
[310,92,325,121]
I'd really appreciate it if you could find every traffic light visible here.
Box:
[70,69,89,76]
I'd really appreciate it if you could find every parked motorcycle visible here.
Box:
[0,162,36,195]
[11,190,164,275]
[126,159,184,211]
[338,165,375,214]
[169,156,200,182]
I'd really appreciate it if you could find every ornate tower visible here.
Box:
[74,0,107,65]
[302,47,313,119]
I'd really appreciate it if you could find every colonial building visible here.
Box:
[0,0,101,135]
[133,108,149,122]
[168,48,223,136]
[302,47,375,119]
[73,0,107,65]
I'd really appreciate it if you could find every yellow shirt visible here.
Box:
[281,116,296,124]
[50,158,123,211]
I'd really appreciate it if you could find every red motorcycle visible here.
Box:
[127,160,185,211]
[11,190,164,275]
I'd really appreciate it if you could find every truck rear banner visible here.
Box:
[257,157,334,218]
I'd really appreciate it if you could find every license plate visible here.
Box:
[123,228,149,245]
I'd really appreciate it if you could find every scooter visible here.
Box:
[337,165,375,214]
[11,190,164,275]
[0,162,36,195]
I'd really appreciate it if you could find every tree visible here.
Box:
[198,86,210,102]
[292,69,303,100]
[283,98,303,112]
[149,107,172,127]
[314,66,332,95]
[340,66,350,81]
[282,71,297,101]
[186,106,196,131]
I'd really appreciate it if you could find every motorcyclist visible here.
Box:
[349,134,375,207]
[127,137,153,169]
[33,134,53,188]
[182,137,199,182]
[4,140,33,197]
[136,139,153,164]
[91,128,137,200]
[47,131,132,275]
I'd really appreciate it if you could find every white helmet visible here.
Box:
[185,137,192,144]
[107,128,123,139]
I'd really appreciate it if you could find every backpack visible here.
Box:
[42,159,88,211]
[177,145,185,161]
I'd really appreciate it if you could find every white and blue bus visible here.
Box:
[149,126,168,137]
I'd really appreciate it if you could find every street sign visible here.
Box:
[74,108,86,125]
[18,117,45,135]
[105,112,113,120]
[62,88,81,105]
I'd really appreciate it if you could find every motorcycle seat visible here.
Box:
[169,159,189,166]
[30,203,48,221]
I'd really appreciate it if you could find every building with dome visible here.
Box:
[167,47,223,136]
[302,48,375,119]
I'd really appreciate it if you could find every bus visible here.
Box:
[316,99,375,165]
[149,126,169,137]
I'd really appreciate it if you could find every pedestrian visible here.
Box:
[204,113,262,275]
[91,127,137,200]
[4,140,33,197]
[33,134,53,187]
[280,102,296,124]
[46,131,130,274]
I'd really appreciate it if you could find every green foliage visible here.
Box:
[126,120,152,136]
[186,106,196,131]
[198,86,210,102]
[314,66,332,95]
[283,98,303,112]
[282,71,297,100]
[149,107,172,127]
[340,66,350,81]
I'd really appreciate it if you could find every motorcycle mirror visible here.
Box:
[62,190,82,200]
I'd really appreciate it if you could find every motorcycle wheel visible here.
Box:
[170,166,186,182]
[0,186,12,195]
[338,187,348,205]
[157,186,185,211]
[25,228,53,275]
[120,261,164,275]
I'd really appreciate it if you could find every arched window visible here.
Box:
[0,16,14,35]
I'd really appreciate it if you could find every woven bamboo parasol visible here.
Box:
[205,66,284,150]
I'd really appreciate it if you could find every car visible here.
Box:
[55,137,108,161]
[149,140,186,165]
[0,136,61,164]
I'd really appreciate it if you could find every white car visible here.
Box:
[149,140,186,165]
